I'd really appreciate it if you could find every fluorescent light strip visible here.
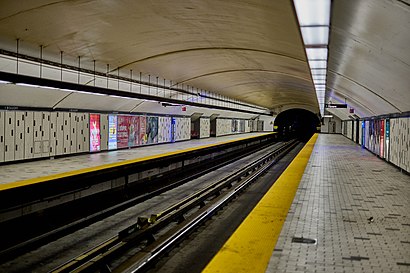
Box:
[300,26,329,46]
[312,76,326,81]
[294,0,331,26]
[294,0,331,115]
[309,60,327,69]
[306,48,328,60]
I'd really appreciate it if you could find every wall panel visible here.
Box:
[84,113,90,152]
[42,112,51,157]
[4,111,15,161]
[63,112,71,155]
[76,113,85,152]
[158,116,172,143]
[31,111,42,158]
[70,113,77,154]
[49,112,57,156]
[14,111,25,160]
[100,114,108,151]
[55,112,64,155]
[174,117,191,141]
[353,120,357,141]
[358,121,363,146]
[0,112,5,162]
[199,118,210,138]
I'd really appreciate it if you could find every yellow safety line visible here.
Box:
[202,133,318,273]
[0,133,275,191]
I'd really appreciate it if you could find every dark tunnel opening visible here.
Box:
[274,109,320,142]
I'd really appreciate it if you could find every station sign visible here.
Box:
[325,103,347,108]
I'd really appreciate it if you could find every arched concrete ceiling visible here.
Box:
[1,1,408,119]
[0,0,319,115]
[327,0,410,117]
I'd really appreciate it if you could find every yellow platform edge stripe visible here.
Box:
[202,133,318,273]
[0,132,275,191]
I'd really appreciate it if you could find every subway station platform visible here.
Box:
[0,132,272,190]
[204,133,410,273]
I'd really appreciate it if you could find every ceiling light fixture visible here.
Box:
[294,0,331,116]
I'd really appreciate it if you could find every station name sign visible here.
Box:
[325,103,347,108]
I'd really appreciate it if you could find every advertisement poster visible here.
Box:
[171,117,176,142]
[361,121,365,148]
[380,120,385,158]
[108,115,117,150]
[139,116,147,145]
[147,116,159,144]
[128,116,139,147]
[117,115,130,148]
[385,119,390,161]
[90,114,101,152]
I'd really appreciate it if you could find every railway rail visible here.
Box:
[49,139,299,273]
[0,134,276,262]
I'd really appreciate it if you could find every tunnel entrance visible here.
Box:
[274,109,320,141]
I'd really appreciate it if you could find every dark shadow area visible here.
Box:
[275,109,320,141]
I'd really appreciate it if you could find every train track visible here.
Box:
[49,140,299,273]
[0,135,277,263]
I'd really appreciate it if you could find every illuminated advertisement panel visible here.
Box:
[139,116,147,145]
[108,115,117,150]
[129,116,140,147]
[147,116,159,144]
[171,117,176,142]
[117,115,130,148]
[90,114,101,152]
[361,121,365,148]
[385,119,390,161]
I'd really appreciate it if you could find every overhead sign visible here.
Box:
[325,103,347,108]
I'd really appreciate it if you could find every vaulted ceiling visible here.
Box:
[0,0,408,119]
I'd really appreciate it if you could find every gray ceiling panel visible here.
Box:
[328,0,410,117]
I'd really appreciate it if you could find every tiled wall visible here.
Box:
[216,118,249,136]
[342,116,410,173]
[173,117,191,141]
[216,119,232,136]
[158,116,172,143]
[199,118,210,138]
[0,110,184,163]
[0,109,256,163]
[0,111,89,162]
[390,118,410,172]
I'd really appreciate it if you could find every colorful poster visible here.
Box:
[385,119,390,161]
[147,116,159,144]
[128,116,139,147]
[90,114,101,152]
[362,121,365,148]
[117,115,130,148]
[171,117,176,142]
[108,115,117,150]
[139,116,147,145]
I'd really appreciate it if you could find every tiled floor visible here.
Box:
[267,134,410,273]
[0,132,270,185]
